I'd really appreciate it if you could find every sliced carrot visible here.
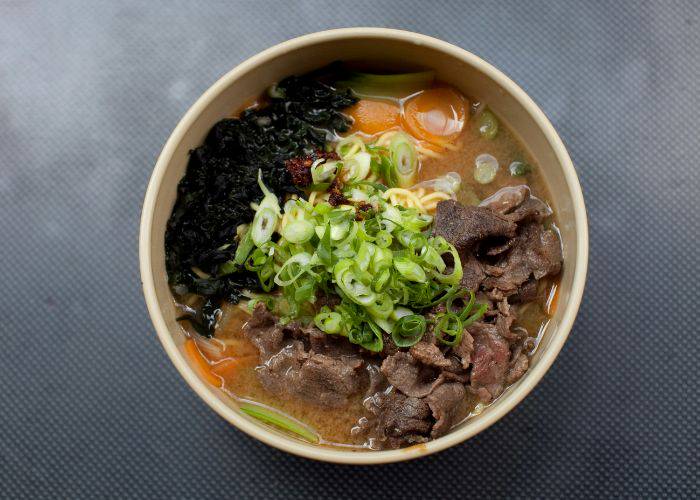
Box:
[184,338,221,387]
[402,87,467,145]
[210,356,257,381]
[346,99,401,135]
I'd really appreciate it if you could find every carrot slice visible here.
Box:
[402,87,466,144]
[346,99,401,135]
[184,338,221,387]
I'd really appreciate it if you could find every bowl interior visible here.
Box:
[141,29,587,464]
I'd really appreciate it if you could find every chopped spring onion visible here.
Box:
[281,219,315,244]
[250,171,281,246]
[311,159,339,184]
[240,172,472,350]
[371,268,391,292]
[348,321,384,352]
[233,225,255,265]
[391,314,427,347]
[335,135,365,158]
[251,208,277,247]
[336,70,435,99]
[314,307,343,334]
[274,252,313,287]
[389,132,419,188]
[474,154,499,185]
[374,230,393,248]
[217,260,237,276]
[393,257,427,282]
[334,259,376,306]
[367,293,394,320]
[342,152,371,182]
[509,161,532,177]
[240,403,318,443]
[371,246,393,272]
[478,109,499,139]
[434,312,463,346]
[307,182,331,192]
[462,302,488,327]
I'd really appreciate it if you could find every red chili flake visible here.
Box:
[327,175,348,207]
[284,150,339,187]
[354,202,374,221]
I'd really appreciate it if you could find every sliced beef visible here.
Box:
[242,303,285,358]
[507,353,529,384]
[410,342,451,369]
[480,185,530,214]
[434,200,517,254]
[245,304,368,409]
[483,236,517,256]
[511,278,539,303]
[257,341,308,395]
[259,346,367,408]
[427,383,466,438]
[506,196,552,223]
[295,353,367,407]
[362,391,432,449]
[460,253,486,291]
[380,392,433,439]
[452,330,474,369]
[468,322,511,403]
[381,352,444,398]
[483,222,562,294]
[381,332,399,357]
[479,185,551,223]
[364,362,388,398]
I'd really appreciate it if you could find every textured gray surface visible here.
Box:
[1,1,698,498]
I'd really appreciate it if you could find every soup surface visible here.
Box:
[167,67,561,450]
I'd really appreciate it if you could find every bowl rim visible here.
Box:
[139,27,589,464]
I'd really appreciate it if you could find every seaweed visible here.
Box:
[164,73,357,335]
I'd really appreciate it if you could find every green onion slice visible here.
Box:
[240,403,319,443]
[311,159,339,184]
[389,132,418,188]
[434,312,463,347]
[336,70,435,99]
[509,161,532,177]
[314,307,343,334]
[391,314,427,347]
[474,154,499,185]
[462,302,488,328]
[394,257,427,283]
[478,109,499,139]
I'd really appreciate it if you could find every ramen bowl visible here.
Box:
[139,28,588,464]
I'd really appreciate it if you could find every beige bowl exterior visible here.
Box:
[139,28,588,464]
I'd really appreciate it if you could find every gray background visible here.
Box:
[1,1,697,498]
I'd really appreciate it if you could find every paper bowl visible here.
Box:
[139,28,588,464]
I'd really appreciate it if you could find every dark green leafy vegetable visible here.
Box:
[165,73,357,335]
